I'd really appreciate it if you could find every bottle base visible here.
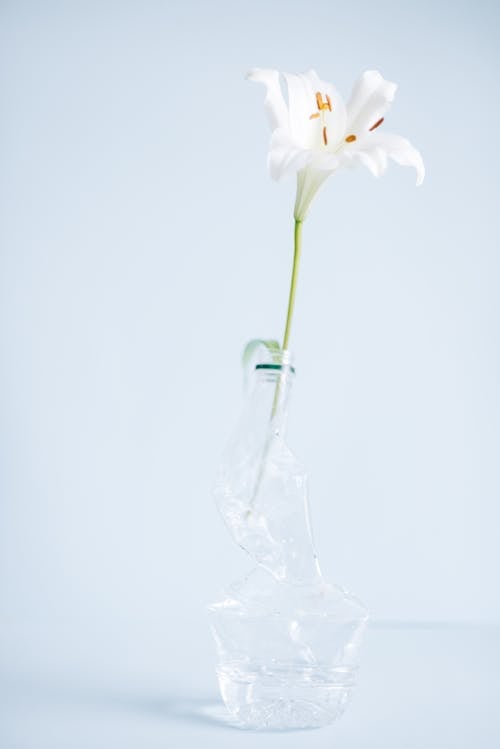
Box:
[217,662,355,729]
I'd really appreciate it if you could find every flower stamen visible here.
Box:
[345,134,356,143]
[369,117,384,131]
[315,92,332,111]
[309,92,333,147]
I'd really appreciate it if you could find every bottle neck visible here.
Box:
[250,356,295,437]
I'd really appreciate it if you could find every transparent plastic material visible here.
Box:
[209,351,368,729]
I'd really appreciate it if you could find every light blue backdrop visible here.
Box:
[0,0,499,692]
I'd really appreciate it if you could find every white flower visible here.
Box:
[248,68,425,220]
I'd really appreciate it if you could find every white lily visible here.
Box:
[242,68,425,514]
[248,68,425,221]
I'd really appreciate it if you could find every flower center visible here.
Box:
[309,91,332,146]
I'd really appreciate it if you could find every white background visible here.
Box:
[0,1,499,746]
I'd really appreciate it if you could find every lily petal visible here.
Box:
[247,68,288,130]
[371,132,425,185]
[309,150,340,171]
[294,167,331,221]
[283,69,347,150]
[346,70,397,134]
[268,128,311,181]
[342,131,425,185]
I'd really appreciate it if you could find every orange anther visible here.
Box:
[322,126,328,145]
[369,117,384,132]
[315,91,332,111]
[345,134,356,143]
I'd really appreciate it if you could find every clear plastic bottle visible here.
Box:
[209,350,368,729]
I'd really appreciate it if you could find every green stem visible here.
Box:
[282,218,303,351]
[248,219,304,513]
[269,218,303,420]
